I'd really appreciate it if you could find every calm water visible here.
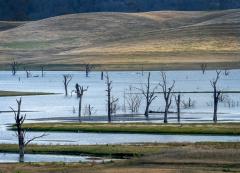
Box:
[1,131,240,145]
[0,153,111,163]
[0,70,240,124]
[0,70,240,144]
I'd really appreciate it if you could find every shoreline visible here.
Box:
[11,122,240,135]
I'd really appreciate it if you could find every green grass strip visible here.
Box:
[12,122,240,135]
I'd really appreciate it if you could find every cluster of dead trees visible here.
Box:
[10,60,45,78]
[62,69,223,124]
[136,70,222,124]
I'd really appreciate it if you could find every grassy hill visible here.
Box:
[0,9,239,70]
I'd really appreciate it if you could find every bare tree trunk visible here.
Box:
[18,131,25,162]
[101,71,104,80]
[41,66,44,77]
[159,72,175,124]
[107,85,111,122]
[137,72,157,120]
[63,75,72,96]
[164,109,168,123]
[211,71,221,124]
[175,94,181,123]
[105,73,119,122]
[10,60,18,76]
[79,95,83,122]
[10,98,46,163]
[75,84,88,122]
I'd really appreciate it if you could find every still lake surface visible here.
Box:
[0,153,111,163]
[0,70,240,145]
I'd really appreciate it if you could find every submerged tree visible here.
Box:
[75,83,88,122]
[211,70,221,123]
[24,67,31,78]
[85,64,94,77]
[137,72,157,119]
[126,86,142,115]
[41,66,44,77]
[200,63,207,74]
[10,60,19,76]
[63,74,72,96]
[10,98,46,162]
[175,93,181,123]
[159,72,175,124]
[105,73,119,122]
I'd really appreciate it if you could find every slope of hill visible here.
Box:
[1,0,240,21]
[0,9,239,70]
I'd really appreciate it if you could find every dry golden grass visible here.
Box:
[0,9,239,70]
[0,142,239,173]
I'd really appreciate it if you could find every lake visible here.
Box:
[0,70,240,144]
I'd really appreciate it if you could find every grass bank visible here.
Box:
[0,142,240,173]
[0,90,55,97]
[0,142,239,157]
[14,122,240,135]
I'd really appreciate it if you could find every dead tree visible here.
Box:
[10,60,18,76]
[41,66,44,77]
[101,71,104,80]
[24,68,31,78]
[224,69,230,76]
[126,86,142,115]
[75,83,88,122]
[105,73,119,122]
[85,64,94,77]
[136,72,157,119]
[110,96,119,115]
[201,63,207,74]
[10,98,46,162]
[211,70,221,123]
[159,72,175,123]
[63,74,72,96]
[182,97,195,109]
[175,94,181,123]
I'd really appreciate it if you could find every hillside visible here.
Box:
[1,0,240,21]
[0,9,239,70]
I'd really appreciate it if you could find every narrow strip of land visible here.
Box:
[0,90,55,97]
[0,142,240,173]
[0,142,239,157]
[14,123,240,135]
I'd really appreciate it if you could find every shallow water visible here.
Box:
[0,70,240,124]
[0,70,240,144]
[1,131,240,145]
[0,153,109,163]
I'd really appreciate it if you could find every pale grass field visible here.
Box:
[0,9,239,70]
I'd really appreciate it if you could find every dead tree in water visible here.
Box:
[126,86,142,115]
[75,83,88,122]
[63,74,72,96]
[175,93,181,123]
[24,68,31,78]
[211,70,221,123]
[41,66,44,77]
[85,64,94,77]
[101,71,104,80]
[159,72,175,124]
[105,73,119,122]
[10,60,18,76]
[201,64,207,74]
[136,72,157,119]
[10,98,46,162]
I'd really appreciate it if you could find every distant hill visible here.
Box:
[0,9,239,70]
[1,0,240,21]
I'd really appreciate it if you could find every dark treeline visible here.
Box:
[1,0,240,21]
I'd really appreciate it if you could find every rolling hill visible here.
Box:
[0,9,239,70]
[1,0,240,21]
